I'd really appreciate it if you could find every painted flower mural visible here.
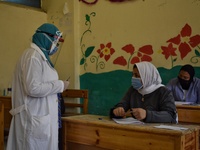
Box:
[97,42,115,61]
[113,44,153,69]
[161,43,177,67]
[161,23,200,67]
[80,12,200,72]
[91,42,115,71]
[79,0,133,5]
[79,12,116,72]
[191,48,200,64]
[80,12,96,70]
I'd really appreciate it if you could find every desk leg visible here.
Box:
[62,121,67,150]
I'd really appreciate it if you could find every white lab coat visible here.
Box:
[6,43,64,150]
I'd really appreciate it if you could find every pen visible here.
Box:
[125,109,134,118]
[67,76,70,81]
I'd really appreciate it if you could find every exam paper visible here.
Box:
[175,101,193,105]
[112,117,144,124]
[154,125,188,131]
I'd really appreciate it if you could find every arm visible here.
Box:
[195,78,200,104]
[166,79,174,90]
[145,87,177,123]
[109,87,133,118]
[23,53,63,97]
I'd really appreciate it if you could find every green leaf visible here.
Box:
[80,58,85,65]
[85,46,95,57]
[195,49,200,56]
[85,14,90,22]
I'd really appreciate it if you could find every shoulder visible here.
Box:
[157,86,170,91]
[127,86,137,93]
[154,86,172,95]
[166,78,179,88]
[193,77,200,82]
[168,78,178,84]
[193,77,200,87]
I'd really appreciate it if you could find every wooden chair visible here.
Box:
[61,89,88,116]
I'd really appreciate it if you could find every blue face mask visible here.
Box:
[43,32,62,56]
[131,77,143,90]
[49,45,58,55]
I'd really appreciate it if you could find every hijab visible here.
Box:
[135,61,164,95]
[32,23,62,67]
[178,64,195,90]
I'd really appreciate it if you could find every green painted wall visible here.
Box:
[80,66,200,116]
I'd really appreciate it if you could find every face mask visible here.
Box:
[178,77,191,90]
[131,77,143,90]
[49,32,62,55]
[49,45,58,56]
[44,32,62,56]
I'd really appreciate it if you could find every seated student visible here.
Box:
[166,64,200,104]
[110,61,177,123]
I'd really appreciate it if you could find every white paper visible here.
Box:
[112,117,144,125]
[154,125,188,131]
[175,101,200,106]
[175,101,193,105]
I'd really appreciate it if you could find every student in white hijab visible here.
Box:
[110,61,177,123]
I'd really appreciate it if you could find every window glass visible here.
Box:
[1,0,40,8]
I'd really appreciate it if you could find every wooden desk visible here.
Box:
[62,115,200,150]
[0,96,12,149]
[0,101,4,150]
[176,104,200,124]
[0,96,12,129]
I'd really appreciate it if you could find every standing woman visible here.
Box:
[7,23,69,150]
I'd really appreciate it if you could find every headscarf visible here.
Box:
[135,61,164,95]
[178,64,195,90]
[32,23,63,67]
[179,64,195,81]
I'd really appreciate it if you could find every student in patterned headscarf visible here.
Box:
[7,23,69,150]
[110,61,177,123]
[167,64,200,104]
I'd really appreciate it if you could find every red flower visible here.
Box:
[131,45,153,64]
[161,43,177,59]
[97,42,115,61]
[113,44,153,66]
[167,24,200,59]
[113,56,127,66]
[138,45,153,55]
[130,57,140,64]
[189,35,200,47]
[122,44,135,55]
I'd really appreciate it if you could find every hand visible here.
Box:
[63,80,70,90]
[132,108,146,120]
[113,107,125,117]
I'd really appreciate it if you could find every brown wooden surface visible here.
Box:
[62,114,200,150]
[0,101,4,150]
[176,104,200,124]
[0,96,12,149]
[0,96,11,129]
[62,89,88,116]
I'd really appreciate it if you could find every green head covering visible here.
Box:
[32,23,62,67]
